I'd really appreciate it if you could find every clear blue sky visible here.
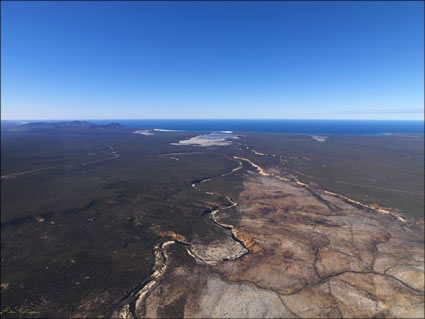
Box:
[1,1,424,120]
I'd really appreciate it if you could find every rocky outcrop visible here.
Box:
[142,266,295,318]
[139,170,424,318]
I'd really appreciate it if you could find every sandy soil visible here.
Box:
[171,135,234,147]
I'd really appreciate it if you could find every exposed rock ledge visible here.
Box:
[140,171,424,318]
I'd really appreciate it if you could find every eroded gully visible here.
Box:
[116,147,412,318]
[116,156,247,318]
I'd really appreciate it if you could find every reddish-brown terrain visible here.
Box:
[129,163,424,318]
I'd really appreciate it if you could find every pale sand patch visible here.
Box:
[133,130,153,135]
[171,134,236,147]
[311,135,328,142]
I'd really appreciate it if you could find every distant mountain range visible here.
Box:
[3,121,134,134]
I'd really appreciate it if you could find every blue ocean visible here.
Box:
[90,119,424,135]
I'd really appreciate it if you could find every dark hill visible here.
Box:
[6,121,133,135]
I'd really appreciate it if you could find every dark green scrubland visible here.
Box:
[1,128,423,317]
[240,133,424,218]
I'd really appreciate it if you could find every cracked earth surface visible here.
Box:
[138,171,424,318]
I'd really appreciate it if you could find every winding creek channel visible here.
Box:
[116,156,248,318]
[115,148,412,318]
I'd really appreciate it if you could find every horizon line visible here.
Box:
[2,118,425,122]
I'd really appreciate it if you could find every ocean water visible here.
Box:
[90,119,424,135]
